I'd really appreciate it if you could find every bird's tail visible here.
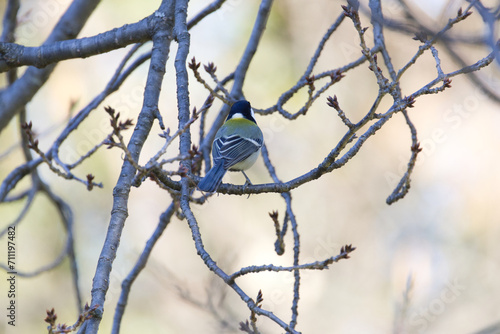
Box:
[198,162,227,192]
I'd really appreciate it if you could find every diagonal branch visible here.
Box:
[386,111,421,205]
[187,0,227,29]
[179,192,301,334]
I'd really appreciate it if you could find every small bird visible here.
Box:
[198,100,263,192]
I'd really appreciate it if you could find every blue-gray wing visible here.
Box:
[213,135,263,170]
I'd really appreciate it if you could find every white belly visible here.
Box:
[229,149,261,171]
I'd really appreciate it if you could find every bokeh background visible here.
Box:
[1,0,500,333]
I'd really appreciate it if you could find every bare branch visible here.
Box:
[396,1,476,80]
[0,0,19,44]
[386,112,421,205]
[1,1,498,333]
[228,245,356,282]
[0,19,150,71]
[83,2,177,332]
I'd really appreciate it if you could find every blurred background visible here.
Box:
[1,0,500,333]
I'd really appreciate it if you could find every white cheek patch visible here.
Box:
[231,112,244,119]
[251,108,255,119]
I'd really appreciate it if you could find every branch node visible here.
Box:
[327,95,354,129]
[189,56,230,104]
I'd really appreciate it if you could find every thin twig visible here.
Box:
[396,3,475,80]
[386,111,421,205]
[228,245,356,282]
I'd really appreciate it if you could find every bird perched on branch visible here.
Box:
[198,100,263,192]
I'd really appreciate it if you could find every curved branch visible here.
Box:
[231,0,274,97]
[266,11,350,119]
[43,183,82,312]
[386,111,420,205]
[0,188,35,237]
[0,158,42,202]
